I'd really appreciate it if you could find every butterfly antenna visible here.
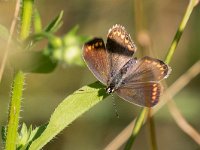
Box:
[111,94,119,118]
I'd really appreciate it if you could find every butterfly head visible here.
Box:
[106,86,115,94]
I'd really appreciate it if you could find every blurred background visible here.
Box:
[0,0,200,149]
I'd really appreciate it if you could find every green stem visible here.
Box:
[33,9,42,33]
[20,0,34,40]
[124,0,197,149]
[165,0,197,64]
[5,0,34,149]
[148,111,158,150]
[124,108,148,150]
[5,71,25,150]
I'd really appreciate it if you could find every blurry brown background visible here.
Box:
[0,0,200,149]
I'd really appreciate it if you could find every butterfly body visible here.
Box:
[106,58,137,93]
[83,24,171,107]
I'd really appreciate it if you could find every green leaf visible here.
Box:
[0,24,9,40]
[17,123,47,150]
[44,10,64,33]
[29,81,108,150]
[10,51,57,73]
[18,123,29,148]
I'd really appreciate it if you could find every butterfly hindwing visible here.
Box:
[113,56,170,107]
[116,82,162,107]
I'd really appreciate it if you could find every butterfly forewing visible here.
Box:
[106,25,137,83]
[116,82,162,107]
[83,38,109,85]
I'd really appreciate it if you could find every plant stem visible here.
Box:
[20,0,34,40]
[5,71,25,150]
[124,108,148,150]
[165,0,197,64]
[148,110,158,150]
[33,9,42,33]
[5,0,34,149]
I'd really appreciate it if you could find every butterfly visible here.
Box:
[83,24,171,107]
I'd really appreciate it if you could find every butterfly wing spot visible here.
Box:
[117,30,121,36]
[121,34,125,39]
[153,83,157,87]
[85,41,104,52]
[152,96,157,101]
[153,61,157,65]
[152,85,158,94]
[156,64,161,68]
[151,83,161,103]
[128,44,133,50]
[152,91,157,95]
[99,42,103,46]
[95,42,98,47]
[145,59,151,63]
[86,46,92,52]
[111,29,117,36]
[160,68,164,71]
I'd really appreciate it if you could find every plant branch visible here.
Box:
[148,110,158,150]
[165,0,198,64]
[168,100,200,145]
[0,0,20,83]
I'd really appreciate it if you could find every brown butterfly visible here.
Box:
[83,24,171,107]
